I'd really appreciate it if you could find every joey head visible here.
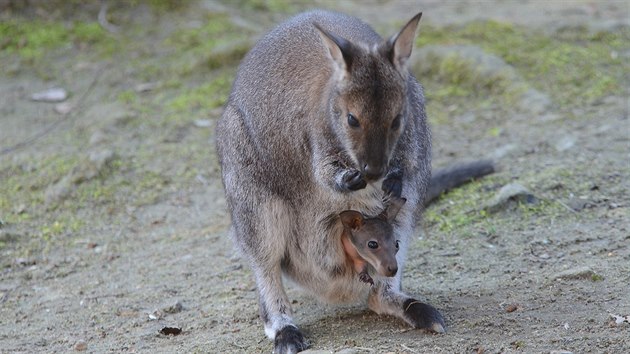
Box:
[339,197,407,285]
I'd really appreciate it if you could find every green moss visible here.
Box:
[168,71,234,114]
[0,20,68,60]
[165,13,251,75]
[591,274,604,282]
[0,19,119,64]
[424,178,500,234]
[416,21,629,106]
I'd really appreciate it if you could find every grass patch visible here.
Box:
[166,12,251,75]
[168,70,234,114]
[0,19,119,63]
[416,20,628,106]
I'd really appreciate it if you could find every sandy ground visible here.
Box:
[1,1,629,353]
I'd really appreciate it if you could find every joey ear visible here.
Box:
[339,210,364,230]
[383,12,422,72]
[385,197,407,222]
[314,23,356,74]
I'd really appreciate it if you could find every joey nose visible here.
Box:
[387,265,398,277]
[363,164,385,181]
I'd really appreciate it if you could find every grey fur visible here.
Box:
[216,10,443,353]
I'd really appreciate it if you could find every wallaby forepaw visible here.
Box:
[382,176,402,198]
[341,169,367,191]
[359,272,374,286]
[274,326,308,354]
[402,298,446,333]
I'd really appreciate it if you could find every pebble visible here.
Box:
[336,349,358,354]
[553,266,598,281]
[31,88,68,102]
[73,339,87,351]
[554,136,576,152]
[162,300,184,314]
[193,119,212,128]
[54,102,74,115]
[484,183,537,213]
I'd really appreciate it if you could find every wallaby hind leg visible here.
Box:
[252,265,308,353]
[232,199,308,353]
[368,276,446,333]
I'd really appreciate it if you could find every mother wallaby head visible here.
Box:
[315,13,422,182]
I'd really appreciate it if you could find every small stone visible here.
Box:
[484,183,537,213]
[552,266,597,281]
[88,149,115,169]
[134,82,159,93]
[554,136,576,152]
[505,304,519,313]
[162,300,184,314]
[336,349,358,354]
[31,88,68,102]
[567,197,590,211]
[550,351,573,354]
[73,339,87,351]
[193,119,212,128]
[54,102,74,115]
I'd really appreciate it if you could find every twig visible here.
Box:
[556,199,578,214]
[98,0,120,34]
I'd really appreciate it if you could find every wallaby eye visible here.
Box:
[391,114,401,130]
[395,240,400,250]
[347,113,360,128]
[368,241,378,249]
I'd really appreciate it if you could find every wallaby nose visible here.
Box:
[387,265,398,277]
[363,164,385,181]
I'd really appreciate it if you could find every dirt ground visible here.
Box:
[1,0,629,353]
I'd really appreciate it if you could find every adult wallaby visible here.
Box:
[339,197,407,286]
[217,10,489,353]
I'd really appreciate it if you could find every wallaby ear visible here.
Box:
[385,197,407,222]
[383,12,422,72]
[339,210,364,230]
[314,23,355,74]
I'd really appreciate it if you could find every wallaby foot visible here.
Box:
[358,271,374,286]
[274,326,308,354]
[402,298,446,333]
[368,280,446,334]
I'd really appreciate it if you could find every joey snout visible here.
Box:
[374,261,398,277]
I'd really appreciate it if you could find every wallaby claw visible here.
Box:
[274,326,308,354]
[382,176,402,198]
[359,271,374,286]
[342,169,367,191]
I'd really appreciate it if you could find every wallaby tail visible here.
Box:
[425,160,495,205]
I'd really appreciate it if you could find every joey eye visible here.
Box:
[395,240,400,250]
[347,113,360,128]
[367,241,378,249]
[391,114,401,130]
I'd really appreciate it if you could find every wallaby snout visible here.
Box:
[362,163,385,181]
[386,264,398,277]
